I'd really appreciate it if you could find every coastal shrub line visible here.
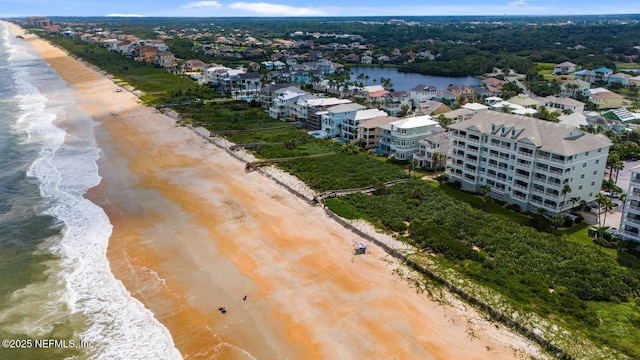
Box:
[326,180,640,359]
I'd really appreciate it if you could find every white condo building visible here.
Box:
[447,111,611,214]
[619,166,640,245]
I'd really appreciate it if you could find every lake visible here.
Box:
[348,66,481,92]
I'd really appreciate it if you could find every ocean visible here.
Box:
[0,22,181,359]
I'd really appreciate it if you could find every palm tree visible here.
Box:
[596,192,615,231]
[569,196,580,211]
[613,160,624,188]
[561,184,572,210]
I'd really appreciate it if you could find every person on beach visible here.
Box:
[243,295,247,301]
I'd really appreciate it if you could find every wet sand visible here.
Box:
[15,22,547,360]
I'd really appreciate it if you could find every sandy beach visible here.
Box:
[15,23,547,359]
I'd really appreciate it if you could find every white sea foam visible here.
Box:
[1,22,182,360]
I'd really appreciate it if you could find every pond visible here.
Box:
[348,66,481,92]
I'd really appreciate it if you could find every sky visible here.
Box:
[1,0,640,18]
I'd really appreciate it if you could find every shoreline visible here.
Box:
[14,22,547,359]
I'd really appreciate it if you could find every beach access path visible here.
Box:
[17,23,548,360]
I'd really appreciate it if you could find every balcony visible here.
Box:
[514,173,530,180]
[536,155,566,165]
[513,183,529,191]
[512,193,527,201]
[517,150,534,158]
[623,217,640,226]
[630,175,640,185]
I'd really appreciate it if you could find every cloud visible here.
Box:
[507,0,529,6]
[227,2,326,16]
[181,1,223,9]
[106,14,147,17]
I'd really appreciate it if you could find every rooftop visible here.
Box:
[448,111,611,156]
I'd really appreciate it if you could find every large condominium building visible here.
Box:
[619,166,640,245]
[447,111,611,214]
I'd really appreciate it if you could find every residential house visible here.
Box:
[296,97,353,130]
[341,108,388,142]
[608,73,633,87]
[573,69,595,83]
[378,115,439,161]
[439,108,476,123]
[357,116,398,150]
[588,90,624,110]
[235,73,262,99]
[560,79,591,97]
[629,75,640,87]
[447,111,611,214]
[470,85,492,99]
[409,84,438,107]
[183,59,206,73]
[553,61,578,75]
[135,45,157,63]
[361,55,373,64]
[259,84,295,110]
[558,112,588,128]
[382,91,411,116]
[321,103,366,138]
[415,100,451,116]
[618,166,640,244]
[507,94,542,109]
[543,96,585,114]
[461,102,490,113]
[482,78,506,97]
[413,127,449,169]
[447,84,476,102]
[593,67,614,83]
[268,87,308,121]
[154,51,175,69]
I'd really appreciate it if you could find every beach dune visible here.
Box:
[20,23,544,360]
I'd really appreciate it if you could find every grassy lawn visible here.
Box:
[615,62,640,70]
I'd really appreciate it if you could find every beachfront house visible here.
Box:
[321,103,366,138]
[378,115,439,161]
[234,73,262,100]
[446,111,611,214]
[295,97,353,130]
[413,126,449,169]
[268,87,309,121]
[341,108,388,142]
[357,116,398,150]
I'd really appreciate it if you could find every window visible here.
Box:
[591,182,595,186]
[595,159,599,164]
[593,170,597,175]
[582,163,587,168]
[598,148,602,153]
[581,174,585,179]
[589,192,593,197]
[579,186,583,190]
[585,151,589,156]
